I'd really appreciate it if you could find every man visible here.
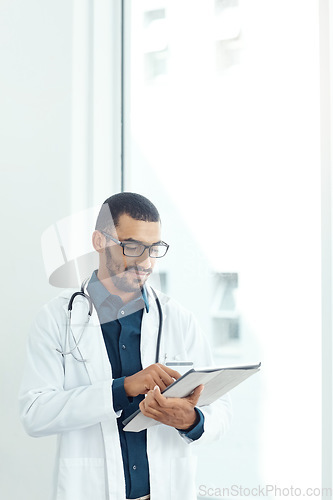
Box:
[19,192,232,500]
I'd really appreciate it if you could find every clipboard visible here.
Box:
[123,362,261,432]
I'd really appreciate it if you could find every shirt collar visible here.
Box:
[87,270,150,313]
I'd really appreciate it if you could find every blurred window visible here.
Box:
[122,0,321,494]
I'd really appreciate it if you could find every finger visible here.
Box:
[143,389,158,405]
[155,367,178,388]
[140,394,166,420]
[150,385,180,410]
[143,372,168,393]
[143,388,171,412]
[140,394,155,413]
[159,364,182,380]
[186,384,204,405]
[149,385,165,406]
[140,387,169,411]
[139,400,145,412]
[144,381,164,393]
[144,386,166,407]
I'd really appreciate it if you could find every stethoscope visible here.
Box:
[56,278,163,364]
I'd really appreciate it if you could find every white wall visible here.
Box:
[0,1,73,498]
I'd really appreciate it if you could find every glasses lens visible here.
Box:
[123,243,145,257]
[149,244,168,258]
[122,242,169,258]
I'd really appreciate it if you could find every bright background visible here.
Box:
[0,1,328,499]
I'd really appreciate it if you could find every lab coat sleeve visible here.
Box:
[19,301,115,438]
[181,310,233,446]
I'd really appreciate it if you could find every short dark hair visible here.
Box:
[95,192,160,231]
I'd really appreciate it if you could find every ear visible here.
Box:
[92,230,105,253]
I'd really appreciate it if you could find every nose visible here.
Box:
[137,248,153,269]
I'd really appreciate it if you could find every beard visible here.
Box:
[105,246,152,293]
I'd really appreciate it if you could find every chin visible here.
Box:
[122,277,145,293]
[130,277,146,289]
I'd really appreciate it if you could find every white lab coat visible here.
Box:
[19,285,232,500]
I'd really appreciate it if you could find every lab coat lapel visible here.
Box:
[141,286,167,367]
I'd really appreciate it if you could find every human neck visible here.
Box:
[97,269,139,304]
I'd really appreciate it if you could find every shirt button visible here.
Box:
[120,310,125,315]
[122,344,126,350]
[132,465,137,470]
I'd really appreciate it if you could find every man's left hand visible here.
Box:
[139,384,204,430]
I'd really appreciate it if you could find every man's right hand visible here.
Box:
[124,363,181,398]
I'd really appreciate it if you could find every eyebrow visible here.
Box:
[120,237,163,245]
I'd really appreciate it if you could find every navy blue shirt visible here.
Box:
[87,271,204,499]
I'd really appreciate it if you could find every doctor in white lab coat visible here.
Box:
[19,193,232,500]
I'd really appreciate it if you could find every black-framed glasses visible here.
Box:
[100,231,169,258]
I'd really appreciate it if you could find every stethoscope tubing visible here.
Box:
[58,280,163,364]
[151,288,163,363]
